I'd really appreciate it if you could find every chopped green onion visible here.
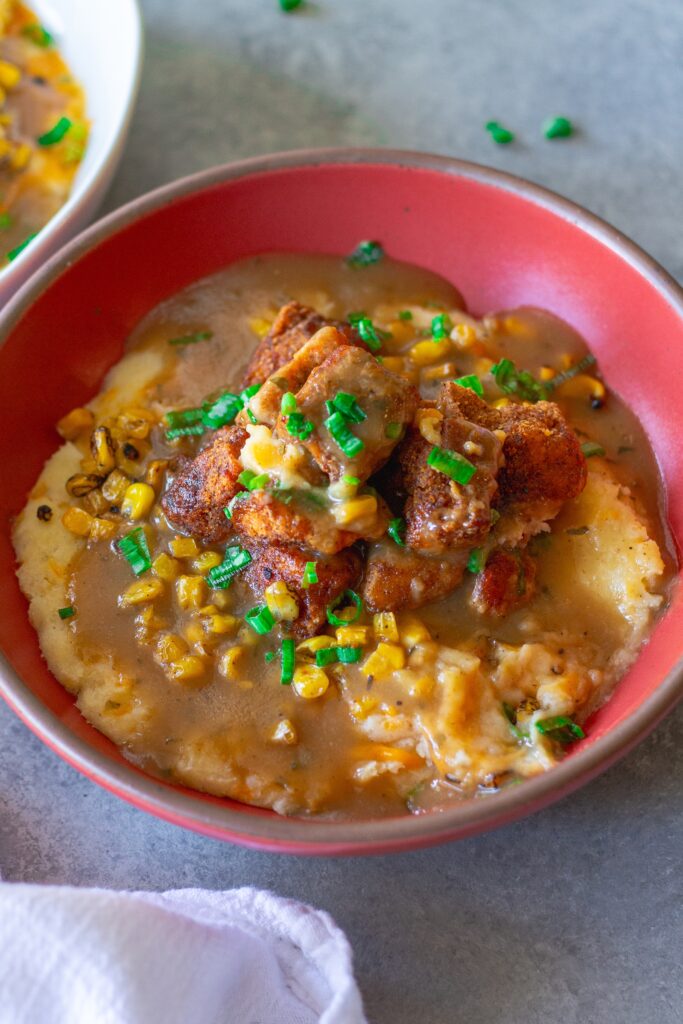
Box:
[485,120,515,144]
[118,527,151,576]
[0,212,12,231]
[245,604,275,635]
[168,330,213,347]
[502,703,527,740]
[265,651,276,663]
[201,391,243,429]
[385,422,402,440]
[279,0,302,10]
[280,637,295,683]
[454,374,484,397]
[336,645,363,664]
[387,517,406,546]
[281,392,297,416]
[325,411,365,458]
[347,240,384,268]
[38,116,72,146]
[398,310,413,321]
[467,548,486,573]
[491,358,548,403]
[342,475,360,486]
[581,441,605,458]
[165,424,205,441]
[431,313,453,340]
[544,354,596,390]
[315,646,339,667]
[349,315,382,352]
[240,383,261,403]
[427,445,476,485]
[226,491,250,517]
[536,715,585,744]
[22,23,55,47]
[165,407,203,429]
[301,561,318,589]
[58,606,75,620]
[543,116,573,139]
[7,232,37,262]
[207,545,253,588]
[238,469,269,491]
[331,392,366,423]
[286,411,314,441]
[326,589,362,627]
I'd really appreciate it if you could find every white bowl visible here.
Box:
[0,0,143,305]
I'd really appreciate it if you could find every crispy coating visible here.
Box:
[362,540,466,612]
[240,302,356,390]
[230,489,363,555]
[470,548,537,617]
[160,426,246,544]
[281,346,420,483]
[244,542,363,639]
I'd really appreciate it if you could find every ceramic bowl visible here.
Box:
[0,150,681,855]
[0,0,143,305]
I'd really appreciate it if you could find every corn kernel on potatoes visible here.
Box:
[13,253,674,817]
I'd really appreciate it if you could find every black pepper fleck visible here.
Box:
[122,442,139,460]
[36,504,52,522]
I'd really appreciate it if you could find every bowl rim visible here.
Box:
[1,146,681,855]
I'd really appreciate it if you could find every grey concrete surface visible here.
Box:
[1,1,682,1021]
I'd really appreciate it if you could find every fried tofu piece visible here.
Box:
[362,540,466,612]
[240,302,355,389]
[230,488,364,555]
[244,543,363,639]
[470,548,537,617]
[399,384,503,553]
[278,346,419,484]
[160,425,247,544]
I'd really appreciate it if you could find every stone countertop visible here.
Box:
[1,2,681,1021]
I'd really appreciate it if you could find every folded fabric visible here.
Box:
[0,883,367,1024]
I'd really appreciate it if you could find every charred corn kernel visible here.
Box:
[134,604,166,641]
[410,339,450,366]
[169,536,199,558]
[409,675,435,698]
[101,469,130,504]
[399,614,432,648]
[349,696,379,720]
[361,643,406,678]
[176,575,206,610]
[0,61,21,89]
[453,323,477,349]
[333,494,378,527]
[205,613,239,636]
[219,646,244,679]
[335,625,370,646]
[167,655,205,683]
[56,407,94,441]
[82,488,109,516]
[89,517,117,541]
[193,551,223,574]
[380,356,406,374]
[539,365,556,382]
[145,459,168,491]
[155,633,188,664]
[421,361,459,381]
[373,612,399,643]
[117,408,155,439]
[48,557,66,578]
[387,320,415,344]
[120,578,164,607]
[293,665,329,699]
[9,142,30,171]
[184,621,212,648]
[475,357,495,375]
[555,374,606,401]
[296,635,335,661]
[493,397,512,409]
[503,315,534,338]
[265,581,300,621]
[212,590,232,610]
[198,604,219,615]
[116,442,150,476]
[354,744,423,770]
[152,552,179,581]
[90,426,116,474]
[62,506,94,536]
[121,482,156,520]
[271,719,298,745]
[415,407,443,444]
[249,316,273,338]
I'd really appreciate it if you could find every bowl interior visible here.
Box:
[0,155,681,852]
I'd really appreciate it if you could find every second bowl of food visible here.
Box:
[0,149,681,854]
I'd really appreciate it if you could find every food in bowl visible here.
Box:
[0,0,87,264]
[13,249,674,817]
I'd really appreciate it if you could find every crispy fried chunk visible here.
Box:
[362,540,466,612]
[230,488,365,555]
[160,425,247,544]
[470,548,537,617]
[244,543,363,639]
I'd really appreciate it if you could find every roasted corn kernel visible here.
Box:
[296,635,335,661]
[335,625,371,647]
[193,551,223,574]
[176,575,206,610]
[292,665,329,699]
[155,633,188,664]
[169,536,199,558]
[332,494,378,527]
[249,316,273,338]
[205,613,239,636]
[56,407,94,441]
[265,581,299,621]
[399,614,431,648]
[83,488,110,516]
[219,646,244,679]
[90,426,116,474]
[373,612,400,644]
[380,356,407,375]
[354,743,423,770]
[152,553,179,581]
[271,719,298,745]
[555,374,606,403]
[121,482,156,521]
[65,473,103,498]
[61,506,94,537]
[452,323,477,349]
[0,61,21,89]
[415,408,443,445]
[101,469,130,504]
[89,517,117,542]
[421,361,459,382]
[409,339,450,366]
[145,459,169,491]
[117,408,156,439]
[361,642,406,679]
[120,578,164,607]
[167,655,206,683]
[349,696,379,720]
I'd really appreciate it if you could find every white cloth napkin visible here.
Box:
[0,883,367,1024]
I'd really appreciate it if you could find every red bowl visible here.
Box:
[0,149,681,855]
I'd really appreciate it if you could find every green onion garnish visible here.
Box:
[226,491,250,517]
[347,240,384,268]
[315,646,339,667]
[22,23,54,47]
[7,232,38,262]
[502,703,527,740]
[398,310,413,321]
[165,424,206,441]
[168,330,213,347]
[427,445,476,485]
[280,638,295,683]
[38,116,72,146]
[58,606,75,620]
[238,469,269,491]
[536,716,585,744]
[454,374,484,397]
[325,411,364,459]
[348,314,382,352]
[431,313,453,340]
[331,392,366,424]
[286,411,315,441]
[301,561,318,588]
[0,212,12,231]
[240,383,261,424]
[265,651,276,663]
[118,527,151,576]
[543,116,573,139]
[326,589,362,627]
[201,391,243,430]
[337,645,363,664]
[387,517,406,547]
[467,548,486,573]
[485,120,515,144]
[343,475,360,486]
[581,441,605,458]
[491,358,548,403]
[279,0,302,10]
[544,353,596,390]
[207,545,253,589]
[165,407,203,429]
[281,392,297,416]
[385,422,402,440]
[245,604,275,635]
